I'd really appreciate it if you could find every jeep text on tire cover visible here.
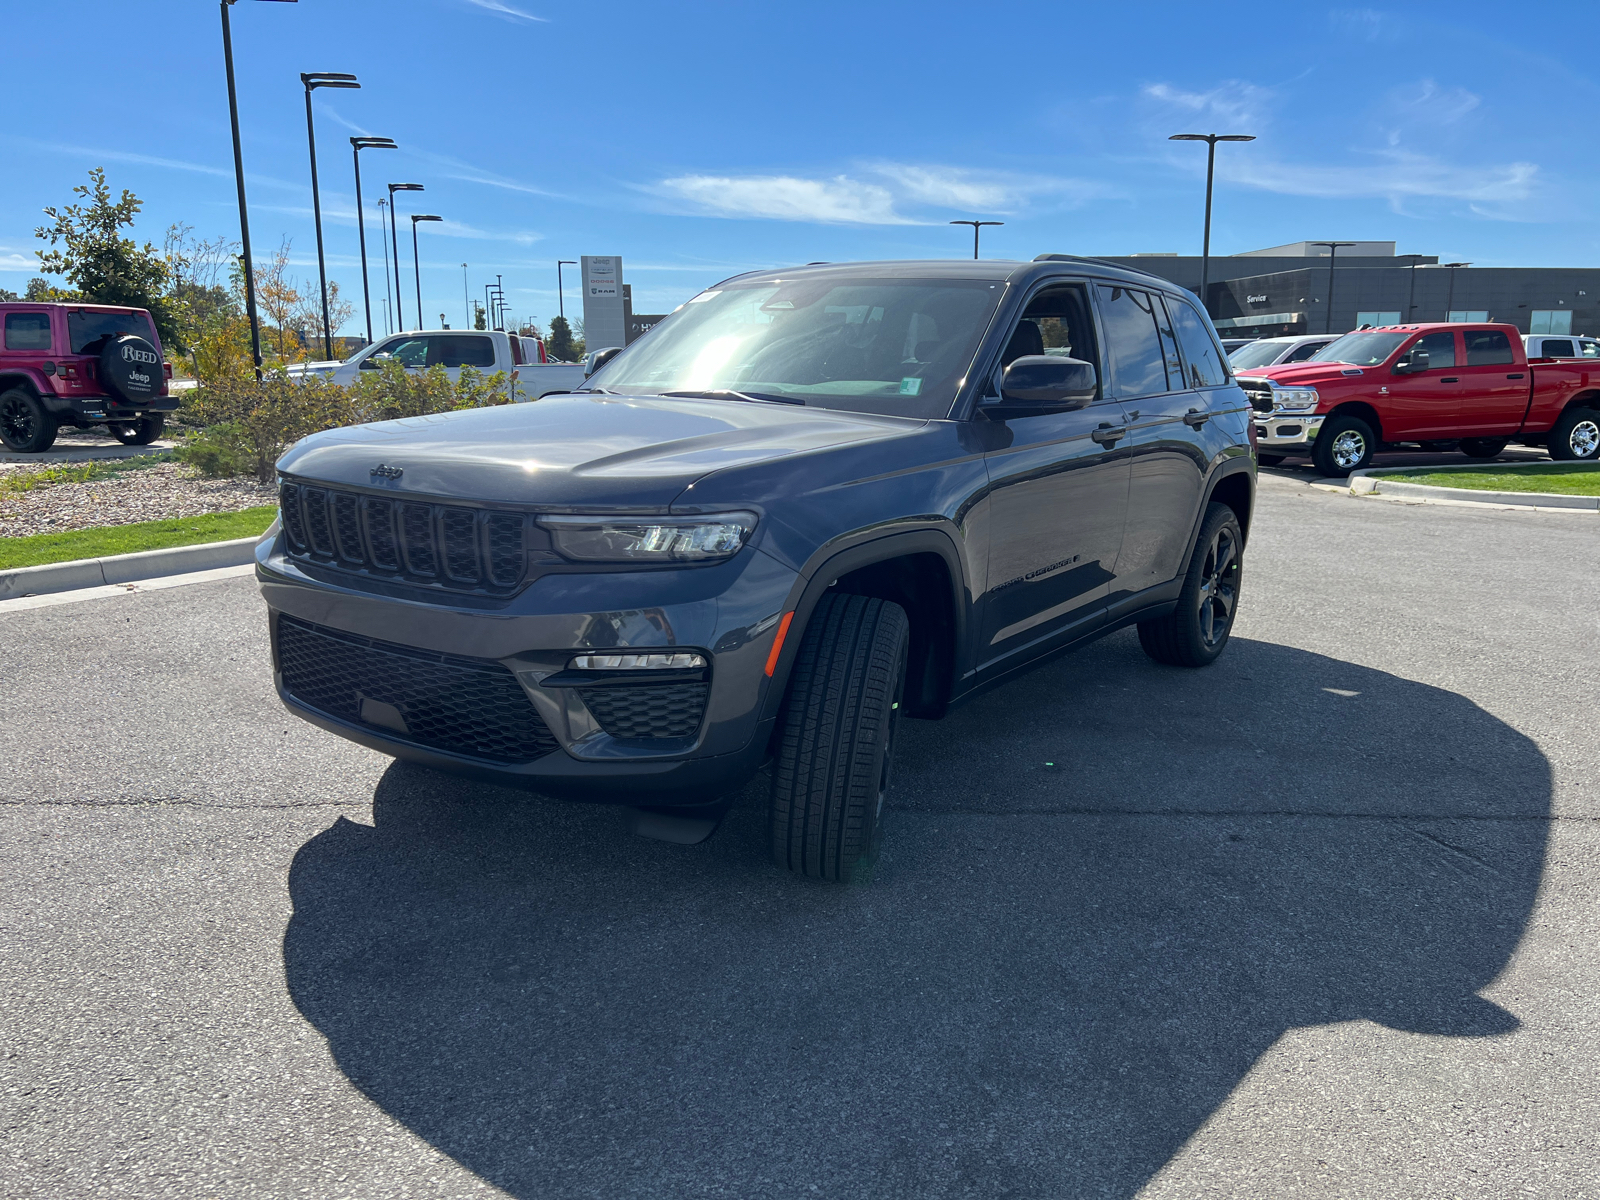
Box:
[258,257,1257,880]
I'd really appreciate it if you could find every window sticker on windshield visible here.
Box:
[898,377,922,396]
[688,291,720,303]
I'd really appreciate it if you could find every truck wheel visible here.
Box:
[1311,413,1376,477]
[1459,438,1508,459]
[1138,502,1243,669]
[0,387,59,453]
[108,415,165,446]
[1548,408,1600,461]
[1256,453,1287,466]
[770,593,909,883]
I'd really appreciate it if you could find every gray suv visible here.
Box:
[259,257,1255,880]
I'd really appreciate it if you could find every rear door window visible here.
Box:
[67,310,155,354]
[429,335,496,368]
[1167,299,1230,388]
[1539,338,1575,358]
[1095,285,1169,398]
[4,312,53,351]
[1463,330,1514,366]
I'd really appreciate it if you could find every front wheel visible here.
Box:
[1312,413,1377,477]
[108,415,165,446]
[0,387,58,453]
[1138,502,1243,669]
[1459,437,1508,459]
[770,593,909,883]
[1548,408,1600,461]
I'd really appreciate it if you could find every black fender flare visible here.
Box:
[1176,458,1255,578]
[759,526,972,724]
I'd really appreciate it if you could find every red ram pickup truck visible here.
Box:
[0,302,175,453]
[1237,322,1600,475]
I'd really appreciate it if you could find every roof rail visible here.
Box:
[1032,252,1180,280]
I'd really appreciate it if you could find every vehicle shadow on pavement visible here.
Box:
[282,630,1549,1200]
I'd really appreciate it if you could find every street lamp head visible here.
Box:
[388,182,424,193]
[302,72,359,90]
[351,137,397,150]
[411,214,443,224]
[1170,133,1257,143]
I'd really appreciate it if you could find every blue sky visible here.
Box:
[4,0,1596,337]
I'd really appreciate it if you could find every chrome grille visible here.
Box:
[1237,378,1276,413]
[278,480,528,594]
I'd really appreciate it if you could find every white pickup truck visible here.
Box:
[287,329,587,399]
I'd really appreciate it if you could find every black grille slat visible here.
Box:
[582,683,709,739]
[401,503,438,577]
[303,488,334,556]
[441,507,481,584]
[333,493,365,564]
[276,615,558,763]
[364,498,399,570]
[486,513,524,586]
[277,479,527,594]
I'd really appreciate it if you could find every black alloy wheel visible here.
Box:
[108,415,166,446]
[1548,408,1600,461]
[770,592,909,883]
[1459,438,1508,459]
[1138,502,1243,669]
[1312,413,1377,477]
[0,387,59,453]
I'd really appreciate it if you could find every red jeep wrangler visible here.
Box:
[0,302,175,453]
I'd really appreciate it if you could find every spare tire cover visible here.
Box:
[99,334,163,403]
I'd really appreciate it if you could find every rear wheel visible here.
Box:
[1312,413,1376,477]
[1548,408,1600,461]
[770,593,909,883]
[0,387,58,453]
[1138,503,1243,669]
[107,415,165,446]
[1459,437,1509,459]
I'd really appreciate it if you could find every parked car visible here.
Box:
[1524,334,1600,360]
[259,257,1254,879]
[285,329,587,399]
[1228,335,1337,370]
[1239,323,1600,473]
[0,302,175,452]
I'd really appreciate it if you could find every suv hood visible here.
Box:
[276,393,926,508]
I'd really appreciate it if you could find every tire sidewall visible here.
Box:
[98,334,164,404]
[1314,415,1375,477]
[1553,409,1600,461]
[0,387,57,453]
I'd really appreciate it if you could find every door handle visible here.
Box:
[1441,377,1459,383]
[1091,423,1126,445]
[1183,408,1210,428]
[1507,373,1525,379]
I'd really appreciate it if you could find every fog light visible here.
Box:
[569,652,706,670]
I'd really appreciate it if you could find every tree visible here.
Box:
[34,167,183,350]
[25,278,62,302]
[547,314,581,362]
[254,239,304,362]
[0,287,16,302]
[473,303,487,330]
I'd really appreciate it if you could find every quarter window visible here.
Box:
[1167,299,1230,388]
[1538,338,1575,358]
[4,312,52,351]
[1095,285,1169,398]
[1463,329,1513,366]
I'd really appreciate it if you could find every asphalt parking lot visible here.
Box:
[4,469,1599,1199]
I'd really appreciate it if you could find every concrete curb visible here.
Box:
[0,536,261,601]
[1348,466,1600,510]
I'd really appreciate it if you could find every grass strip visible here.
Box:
[0,452,175,496]
[0,506,276,570]
[1388,463,1600,496]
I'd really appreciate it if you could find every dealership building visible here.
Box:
[1092,241,1599,339]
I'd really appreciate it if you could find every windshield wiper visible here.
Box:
[659,389,804,406]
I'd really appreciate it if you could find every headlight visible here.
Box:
[538,512,757,563]
[1271,387,1320,413]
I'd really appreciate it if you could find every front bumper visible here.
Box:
[257,533,800,804]
[1253,411,1325,452]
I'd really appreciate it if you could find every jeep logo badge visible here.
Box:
[121,345,159,364]
[370,464,404,480]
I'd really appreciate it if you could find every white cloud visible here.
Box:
[658,174,917,225]
[1221,150,1537,214]
[1143,80,1274,130]
[1330,8,1400,43]
[460,0,547,22]
[5,138,300,191]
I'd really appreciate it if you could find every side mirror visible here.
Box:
[584,346,624,377]
[1393,349,1428,374]
[988,355,1098,410]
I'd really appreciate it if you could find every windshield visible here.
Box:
[1229,339,1293,369]
[1307,331,1408,366]
[68,310,156,355]
[585,277,1003,417]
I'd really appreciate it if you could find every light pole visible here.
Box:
[1311,241,1357,334]
[300,72,360,360]
[462,263,469,329]
[386,183,423,330]
[1400,253,1425,322]
[411,215,442,328]
[496,275,505,332]
[377,199,392,335]
[948,220,1002,259]
[1443,262,1471,320]
[220,0,297,379]
[349,136,396,345]
[1168,132,1256,315]
[557,260,576,320]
